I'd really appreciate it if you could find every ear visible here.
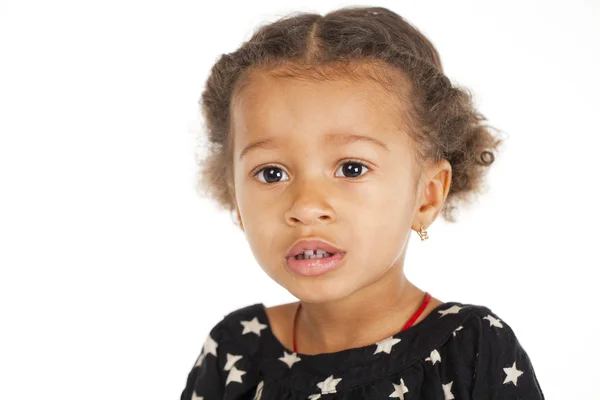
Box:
[413,159,452,231]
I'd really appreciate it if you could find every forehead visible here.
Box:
[230,67,412,152]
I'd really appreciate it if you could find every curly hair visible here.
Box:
[195,6,505,226]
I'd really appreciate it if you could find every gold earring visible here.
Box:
[417,224,429,241]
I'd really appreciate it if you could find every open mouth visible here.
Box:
[293,250,336,260]
[286,251,347,277]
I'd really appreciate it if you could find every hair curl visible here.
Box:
[195,6,505,226]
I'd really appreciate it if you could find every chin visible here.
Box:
[284,275,359,304]
[263,257,362,303]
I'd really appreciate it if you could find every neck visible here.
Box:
[295,263,427,355]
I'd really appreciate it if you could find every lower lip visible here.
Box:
[285,252,346,277]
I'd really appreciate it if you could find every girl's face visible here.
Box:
[230,68,427,303]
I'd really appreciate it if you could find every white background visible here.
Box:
[1,1,599,399]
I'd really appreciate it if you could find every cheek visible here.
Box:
[354,180,416,222]
[235,184,263,226]
[244,232,275,274]
[241,213,281,269]
[349,189,415,259]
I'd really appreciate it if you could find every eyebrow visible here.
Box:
[238,133,390,161]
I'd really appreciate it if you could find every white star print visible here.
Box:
[279,351,302,368]
[308,395,321,399]
[226,365,246,385]
[452,326,463,337]
[425,349,441,365]
[253,380,264,400]
[442,381,455,399]
[203,334,218,356]
[503,361,524,386]
[483,314,503,328]
[316,375,342,394]
[389,377,409,399]
[374,336,401,355]
[204,334,218,356]
[224,353,243,371]
[438,305,464,317]
[194,352,205,367]
[195,333,218,367]
[240,317,268,336]
[191,392,203,400]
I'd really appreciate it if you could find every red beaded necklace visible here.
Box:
[292,292,432,353]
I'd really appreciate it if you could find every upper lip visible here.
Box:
[285,238,345,258]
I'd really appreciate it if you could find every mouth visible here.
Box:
[285,251,347,277]
[285,238,345,259]
[289,250,338,260]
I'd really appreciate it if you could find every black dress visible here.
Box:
[180,301,545,399]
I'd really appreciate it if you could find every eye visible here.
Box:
[254,165,290,184]
[334,160,370,179]
[252,160,371,185]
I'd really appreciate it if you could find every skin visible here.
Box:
[229,65,452,355]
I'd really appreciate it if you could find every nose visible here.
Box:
[284,185,336,226]
[285,204,335,226]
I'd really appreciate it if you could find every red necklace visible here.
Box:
[292,292,432,353]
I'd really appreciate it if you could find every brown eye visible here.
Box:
[335,161,370,178]
[254,166,289,184]
[253,160,370,185]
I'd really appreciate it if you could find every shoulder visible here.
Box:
[438,302,545,397]
[453,302,522,345]
[458,302,509,327]
[219,301,296,338]
[183,303,268,399]
[427,301,526,369]
[194,303,269,379]
[207,302,268,340]
[199,302,275,360]
[439,301,523,353]
[458,302,531,360]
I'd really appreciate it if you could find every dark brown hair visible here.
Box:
[196,6,504,226]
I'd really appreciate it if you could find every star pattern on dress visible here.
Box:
[204,335,219,357]
[425,349,441,365]
[253,380,264,400]
[195,333,218,367]
[240,317,268,336]
[185,304,541,399]
[442,381,455,399]
[316,375,342,394]
[226,365,247,386]
[203,334,218,356]
[279,350,302,368]
[503,361,524,386]
[194,352,205,368]
[373,336,401,355]
[483,314,503,328]
[452,325,463,337]
[389,377,409,399]
[438,305,464,317]
[191,392,203,400]
[224,353,243,371]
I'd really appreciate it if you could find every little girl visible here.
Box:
[181,6,545,400]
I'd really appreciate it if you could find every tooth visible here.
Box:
[294,249,335,260]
